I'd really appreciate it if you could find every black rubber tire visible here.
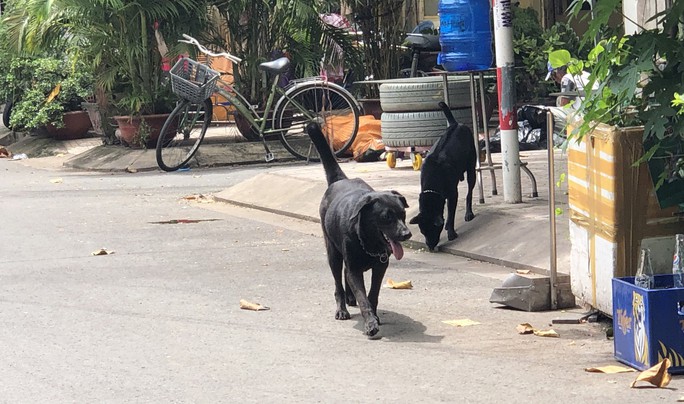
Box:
[3,100,14,129]
[275,82,360,161]
[379,77,472,112]
[156,99,212,172]
[380,109,473,147]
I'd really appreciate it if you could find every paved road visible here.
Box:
[0,158,678,403]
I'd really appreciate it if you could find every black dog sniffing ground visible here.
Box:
[305,122,412,338]
[410,101,476,251]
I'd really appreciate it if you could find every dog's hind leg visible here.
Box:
[368,264,388,325]
[464,164,476,222]
[345,267,380,337]
[445,187,459,241]
[344,273,357,307]
[328,248,350,320]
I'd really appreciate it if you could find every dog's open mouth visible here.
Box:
[384,234,404,260]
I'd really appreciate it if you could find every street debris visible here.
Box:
[584,365,636,374]
[516,323,560,338]
[386,279,412,289]
[0,147,11,158]
[182,194,215,203]
[12,153,28,160]
[149,218,220,225]
[125,166,138,173]
[630,359,671,388]
[240,299,270,311]
[50,178,63,184]
[515,269,531,274]
[442,319,480,327]
[91,248,115,256]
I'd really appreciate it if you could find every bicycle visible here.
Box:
[156,34,361,172]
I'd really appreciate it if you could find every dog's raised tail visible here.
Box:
[438,101,457,126]
[305,122,347,185]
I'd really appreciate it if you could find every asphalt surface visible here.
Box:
[3,155,680,403]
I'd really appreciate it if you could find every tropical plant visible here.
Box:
[559,0,684,207]
[2,0,212,116]
[3,55,93,131]
[512,5,585,104]
[208,0,362,107]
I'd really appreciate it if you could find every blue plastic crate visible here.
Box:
[612,274,684,373]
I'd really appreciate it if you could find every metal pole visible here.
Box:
[479,71,497,195]
[492,0,521,203]
[546,110,558,310]
[469,73,486,203]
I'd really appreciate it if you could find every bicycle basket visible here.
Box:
[170,57,220,104]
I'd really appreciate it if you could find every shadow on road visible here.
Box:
[353,310,444,343]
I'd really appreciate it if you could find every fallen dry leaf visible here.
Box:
[585,365,636,374]
[442,319,480,327]
[50,178,63,184]
[516,269,532,274]
[91,248,115,256]
[126,166,138,173]
[533,329,560,338]
[0,147,11,158]
[516,323,535,334]
[630,359,671,388]
[239,299,270,311]
[387,279,413,289]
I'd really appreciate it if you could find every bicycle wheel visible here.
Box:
[275,82,359,161]
[156,99,212,172]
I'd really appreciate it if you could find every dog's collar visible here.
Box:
[364,249,389,263]
[422,189,442,196]
[359,236,389,263]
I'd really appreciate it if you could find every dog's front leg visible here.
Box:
[464,166,476,222]
[345,267,379,337]
[445,188,459,241]
[368,264,388,325]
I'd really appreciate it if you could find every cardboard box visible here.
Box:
[612,275,684,373]
[567,122,683,313]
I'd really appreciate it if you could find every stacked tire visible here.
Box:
[379,76,473,148]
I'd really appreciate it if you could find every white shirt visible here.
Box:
[560,71,592,109]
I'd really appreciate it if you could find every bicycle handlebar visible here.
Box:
[179,34,242,64]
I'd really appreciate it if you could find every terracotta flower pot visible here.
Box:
[113,113,174,149]
[46,110,93,140]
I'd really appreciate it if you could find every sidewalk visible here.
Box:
[6,129,571,277]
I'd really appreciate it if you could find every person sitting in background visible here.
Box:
[546,62,591,109]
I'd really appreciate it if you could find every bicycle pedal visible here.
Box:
[264,153,275,162]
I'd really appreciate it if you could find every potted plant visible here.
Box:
[1,0,213,148]
[556,0,683,313]
[1,55,94,139]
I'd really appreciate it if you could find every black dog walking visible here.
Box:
[305,122,412,338]
[410,101,477,251]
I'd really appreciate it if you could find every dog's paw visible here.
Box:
[335,309,351,320]
[447,230,458,241]
[465,211,475,222]
[365,318,380,337]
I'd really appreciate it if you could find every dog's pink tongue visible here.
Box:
[390,240,404,260]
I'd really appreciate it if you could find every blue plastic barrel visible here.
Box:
[438,0,493,71]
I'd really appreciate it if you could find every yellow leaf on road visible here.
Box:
[240,299,270,311]
[630,359,671,388]
[442,319,480,327]
[386,279,413,289]
[585,365,636,374]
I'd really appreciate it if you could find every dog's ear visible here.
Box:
[390,190,409,208]
[409,214,420,224]
[350,194,375,223]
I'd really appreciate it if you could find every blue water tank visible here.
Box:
[438,0,493,71]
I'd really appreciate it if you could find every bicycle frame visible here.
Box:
[212,74,318,139]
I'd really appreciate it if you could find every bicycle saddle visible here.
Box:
[405,34,441,52]
[259,57,290,74]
